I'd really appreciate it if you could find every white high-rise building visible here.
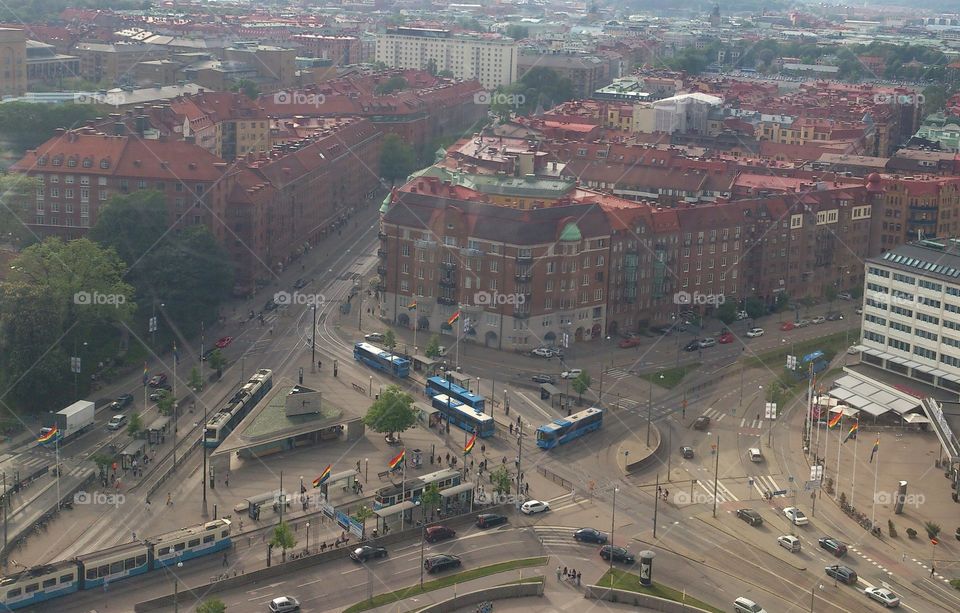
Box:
[376,27,517,90]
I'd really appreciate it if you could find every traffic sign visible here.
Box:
[804,480,821,491]
[772,489,788,496]
[810,466,824,480]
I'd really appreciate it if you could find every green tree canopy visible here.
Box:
[383,330,397,350]
[270,521,297,562]
[0,175,41,247]
[571,371,592,404]
[490,464,511,496]
[208,349,227,379]
[505,25,529,40]
[425,335,442,358]
[196,598,227,613]
[126,412,144,437]
[0,102,100,154]
[362,385,416,436]
[89,191,169,267]
[380,133,417,185]
[375,76,408,96]
[716,301,737,325]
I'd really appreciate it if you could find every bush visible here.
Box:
[924,521,941,540]
[906,528,918,539]
[951,578,960,590]
[888,519,897,538]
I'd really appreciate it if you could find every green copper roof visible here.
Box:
[380,193,391,213]
[559,222,581,242]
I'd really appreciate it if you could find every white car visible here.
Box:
[811,316,826,324]
[268,596,301,612]
[736,310,749,320]
[363,333,384,343]
[777,534,801,552]
[783,507,809,526]
[560,369,582,379]
[520,500,550,515]
[746,327,764,338]
[864,587,900,608]
[107,415,127,431]
[847,345,860,355]
[532,347,553,358]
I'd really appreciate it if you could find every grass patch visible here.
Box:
[597,569,724,613]
[499,575,544,585]
[743,330,852,371]
[343,557,548,613]
[639,363,701,389]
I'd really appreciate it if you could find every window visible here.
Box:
[401,244,410,257]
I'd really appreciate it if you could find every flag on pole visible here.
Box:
[447,310,460,326]
[388,449,405,470]
[173,342,180,365]
[143,362,149,386]
[37,426,58,444]
[869,438,879,463]
[464,432,477,455]
[843,420,858,443]
[406,300,417,310]
[312,465,332,488]
[827,410,842,429]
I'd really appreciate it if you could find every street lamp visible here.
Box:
[172,559,183,612]
[647,372,663,447]
[609,487,619,576]
[306,521,310,553]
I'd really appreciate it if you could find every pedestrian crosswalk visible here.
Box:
[531,524,581,549]
[701,407,726,422]
[687,474,784,504]
[604,368,633,380]
[739,417,766,429]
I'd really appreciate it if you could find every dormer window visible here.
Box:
[52,156,63,166]
[100,159,110,169]
[67,158,77,167]
[82,158,92,168]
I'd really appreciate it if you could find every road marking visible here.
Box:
[514,392,553,420]
[740,418,746,427]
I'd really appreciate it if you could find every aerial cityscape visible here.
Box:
[2,1,960,612]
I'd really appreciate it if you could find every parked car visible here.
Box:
[818,537,847,557]
[148,374,168,388]
[826,312,844,321]
[838,291,853,300]
[733,597,767,613]
[777,535,801,552]
[796,319,811,328]
[215,336,233,349]
[780,322,795,331]
[476,513,508,529]
[825,564,858,585]
[783,507,809,526]
[520,500,550,515]
[864,587,900,608]
[847,346,860,355]
[115,394,134,409]
[573,528,608,544]
[149,390,168,402]
[561,369,582,379]
[855,307,863,315]
[618,337,642,348]
[736,310,749,320]
[811,316,826,324]
[684,340,701,352]
[424,525,456,543]
[532,347,554,358]
[424,554,462,574]
[293,278,308,289]
[364,333,385,343]
[599,545,635,564]
[680,446,695,459]
[718,333,734,344]
[737,508,763,526]
[531,374,555,384]
[746,327,764,338]
[268,596,301,612]
[106,414,127,431]
[693,416,711,430]
[698,338,717,348]
[350,545,388,562]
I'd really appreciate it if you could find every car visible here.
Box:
[107,415,127,431]
[847,345,860,355]
[532,347,553,358]
[825,564,858,585]
[811,316,826,324]
[116,394,134,409]
[476,513,508,529]
[698,338,717,348]
[796,319,811,328]
[424,553,462,573]
[783,507,809,526]
[215,336,233,349]
[818,536,847,557]
[838,291,853,300]
[618,337,642,348]
[264,298,279,312]
[350,545,388,562]
[777,535,801,552]
[531,374,555,384]
[693,416,711,430]
[826,312,844,321]
[201,347,217,362]
[733,597,767,613]
[424,525,456,543]
[736,310,749,320]
[573,528,608,544]
[599,545,635,564]
[865,587,900,608]
[746,327,764,338]
[148,374,167,388]
[684,339,701,352]
[560,369,582,379]
[680,446,694,459]
[268,596,301,612]
[149,389,169,402]
[718,333,734,344]
[737,509,763,526]
[780,322,795,331]
[293,278,308,289]
[364,332,385,343]
[855,307,863,314]
[520,500,550,515]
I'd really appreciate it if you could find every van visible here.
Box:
[748,448,763,462]
[733,597,767,613]
[778,535,801,553]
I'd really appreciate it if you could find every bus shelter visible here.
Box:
[448,371,473,391]
[439,482,474,518]
[373,500,416,533]
[244,489,289,521]
[317,470,357,501]
[146,416,171,444]
[119,439,146,470]
[414,401,442,428]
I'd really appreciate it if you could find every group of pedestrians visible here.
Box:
[556,565,582,586]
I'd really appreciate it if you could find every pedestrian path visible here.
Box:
[604,368,633,380]
[701,407,726,422]
[848,545,894,578]
[738,417,765,430]
[689,475,784,504]
[531,525,578,549]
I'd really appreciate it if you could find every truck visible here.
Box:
[39,400,95,445]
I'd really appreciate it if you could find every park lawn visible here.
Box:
[597,569,725,613]
[640,363,701,389]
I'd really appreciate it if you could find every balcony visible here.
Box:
[437,296,457,306]
[514,273,531,282]
[439,276,456,288]
[377,249,388,258]
[516,253,533,263]
[909,218,936,226]
[440,261,457,271]
[376,266,388,276]
[908,203,938,211]
[415,239,437,250]
[514,310,531,319]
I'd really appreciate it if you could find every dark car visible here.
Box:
[293,278,308,289]
[424,525,456,543]
[693,416,711,431]
[531,374,555,384]
[737,509,763,526]
[574,528,608,544]
[350,545,387,562]
[476,513,508,529]
[684,340,701,352]
[826,312,844,321]
[825,564,858,585]
[116,394,134,409]
[680,446,695,459]
[148,374,168,388]
[424,554,462,574]
[264,299,279,312]
[818,537,847,557]
[599,545,635,564]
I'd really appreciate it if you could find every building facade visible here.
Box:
[0,27,27,97]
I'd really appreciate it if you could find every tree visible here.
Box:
[745,296,767,319]
[0,102,100,154]
[90,452,114,472]
[208,349,227,379]
[231,79,260,100]
[89,191,168,268]
[491,464,511,497]
[383,330,397,350]
[925,521,941,540]
[375,76,408,96]
[157,392,175,416]
[270,521,297,563]
[189,366,204,391]
[824,285,838,308]
[421,483,442,522]
[126,413,144,437]
[196,599,227,613]
[425,335,442,358]
[505,25,529,40]
[437,70,454,78]
[425,58,438,76]
[363,386,416,437]
[380,134,417,185]
[716,301,737,325]
[354,505,375,537]
[571,372,592,405]
[0,174,41,247]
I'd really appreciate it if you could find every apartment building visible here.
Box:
[0,27,27,96]
[376,27,517,90]
[73,42,165,83]
[517,52,609,99]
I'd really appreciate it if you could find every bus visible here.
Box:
[373,468,461,510]
[536,407,604,449]
[203,369,274,447]
[354,342,410,378]
[425,376,484,412]
[431,394,495,438]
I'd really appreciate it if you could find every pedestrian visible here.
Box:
[318,360,322,369]
[664,489,669,501]
[556,566,562,581]
[225,473,229,487]
[239,519,243,531]
[517,416,521,426]
[502,456,506,464]
[223,552,229,567]
[563,566,568,578]
[509,423,514,435]
[931,565,936,577]
[356,460,361,472]
[470,460,474,470]
[577,571,581,586]
[657,485,662,496]
[358,483,363,495]
[445,452,450,463]
[166,492,172,506]
[481,443,486,454]
[132,531,137,542]
[525,482,529,494]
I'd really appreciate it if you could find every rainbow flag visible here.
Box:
[843,421,858,443]
[827,411,842,429]
[406,300,417,310]
[869,438,879,464]
[447,310,460,326]
[464,432,477,455]
[143,362,149,386]
[388,449,405,470]
[313,464,332,488]
[37,426,58,444]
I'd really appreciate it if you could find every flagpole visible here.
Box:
[824,407,832,490]
[871,437,880,526]
[851,420,860,504]
[835,413,843,500]
[815,392,823,461]
[455,310,461,370]
[400,449,406,531]
[55,436,61,508]
[412,303,418,353]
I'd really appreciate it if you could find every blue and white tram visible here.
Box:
[76,541,151,589]
[0,561,79,610]
[204,369,273,447]
[151,518,233,566]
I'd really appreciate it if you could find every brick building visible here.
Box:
[0,27,27,96]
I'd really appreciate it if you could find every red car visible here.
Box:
[618,337,642,348]
[215,336,233,349]
[718,333,734,344]
[780,322,795,331]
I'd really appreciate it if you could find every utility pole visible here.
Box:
[2,472,7,548]
[311,304,317,373]
[712,436,720,518]
[516,420,524,494]
[279,470,284,525]
[653,472,660,538]
[646,377,653,447]
[202,399,209,518]
[609,487,619,576]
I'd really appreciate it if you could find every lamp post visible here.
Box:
[609,486,619,576]
[647,372,663,447]
[306,521,310,553]
[172,559,183,612]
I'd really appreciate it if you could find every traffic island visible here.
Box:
[617,423,661,474]
[588,569,723,613]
